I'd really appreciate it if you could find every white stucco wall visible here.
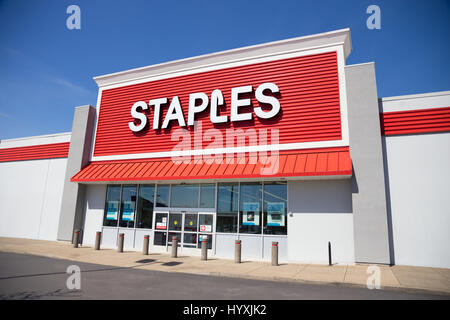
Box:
[384,132,450,268]
[0,158,67,240]
[82,184,106,246]
[287,179,354,264]
[0,132,70,241]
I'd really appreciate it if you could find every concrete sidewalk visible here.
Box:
[1,237,449,295]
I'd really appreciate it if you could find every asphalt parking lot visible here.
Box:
[0,252,447,300]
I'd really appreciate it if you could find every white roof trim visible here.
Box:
[94,28,352,88]
[0,132,71,149]
[380,90,450,102]
[1,131,71,143]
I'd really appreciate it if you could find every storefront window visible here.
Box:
[200,184,215,208]
[119,185,137,228]
[168,232,181,247]
[169,213,182,231]
[263,182,287,235]
[183,233,197,248]
[103,185,121,227]
[184,213,198,232]
[171,184,199,208]
[155,185,170,207]
[102,181,287,237]
[216,183,238,233]
[154,231,166,246]
[154,212,168,231]
[199,214,213,233]
[239,182,262,234]
[136,185,154,229]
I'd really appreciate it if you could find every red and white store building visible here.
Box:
[1,29,449,268]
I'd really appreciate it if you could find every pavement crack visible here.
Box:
[343,264,349,282]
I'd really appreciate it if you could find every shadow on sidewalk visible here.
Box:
[0,260,161,281]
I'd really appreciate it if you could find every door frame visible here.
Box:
[151,209,216,255]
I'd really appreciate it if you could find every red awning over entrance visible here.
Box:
[71,147,352,183]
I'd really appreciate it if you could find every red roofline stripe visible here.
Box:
[0,142,70,162]
[380,106,450,136]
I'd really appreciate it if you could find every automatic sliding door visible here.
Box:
[183,213,198,248]
[154,211,214,251]
[198,213,214,249]
[168,212,182,247]
[154,212,168,246]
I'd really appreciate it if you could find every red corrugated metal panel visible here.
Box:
[380,106,450,136]
[94,51,342,157]
[0,142,70,162]
[72,146,352,182]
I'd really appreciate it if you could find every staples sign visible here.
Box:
[128,82,280,132]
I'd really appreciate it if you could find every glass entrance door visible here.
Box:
[183,213,198,248]
[153,211,214,252]
[198,213,213,249]
[168,212,182,247]
[154,211,168,246]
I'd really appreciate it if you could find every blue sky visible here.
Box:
[0,0,449,139]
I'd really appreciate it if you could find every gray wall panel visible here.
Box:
[345,63,391,264]
[57,105,96,241]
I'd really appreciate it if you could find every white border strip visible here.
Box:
[0,132,71,149]
[91,140,348,162]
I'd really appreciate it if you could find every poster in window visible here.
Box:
[106,201,119,220]
[242,202,260,226]
[200,224,212,232]
[122,201,135,221]
[267,202,285,226]
[156,216,167,230]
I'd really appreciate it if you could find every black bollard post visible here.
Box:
[328,241,332,266]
